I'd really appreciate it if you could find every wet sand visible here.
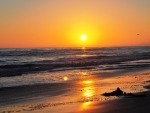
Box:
[0,83,74,106]
[76,91,150,113]
[1,72,150,113]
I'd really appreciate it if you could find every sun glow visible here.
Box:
[81,35,87,41]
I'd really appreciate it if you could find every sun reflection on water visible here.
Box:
[82,47,86,50]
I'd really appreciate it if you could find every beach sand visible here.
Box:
[1,72,150,113]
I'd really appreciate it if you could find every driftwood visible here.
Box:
[102,87,146,97]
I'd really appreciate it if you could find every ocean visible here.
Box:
[1,47,150,88]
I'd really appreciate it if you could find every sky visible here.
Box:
[0,0,150,48]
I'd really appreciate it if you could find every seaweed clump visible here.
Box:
[102,87,146,97]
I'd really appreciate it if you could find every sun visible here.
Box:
[81,35,87,41]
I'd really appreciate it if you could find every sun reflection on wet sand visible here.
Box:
[82,80,95,97]
[80,80,95,110]
[82,102,92,110]
[83,86,94,98]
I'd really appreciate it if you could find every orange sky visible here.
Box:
[0,0,150,48]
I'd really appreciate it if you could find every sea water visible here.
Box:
[0,47,150,88]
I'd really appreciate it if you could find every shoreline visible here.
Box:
[1,70,150,113]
